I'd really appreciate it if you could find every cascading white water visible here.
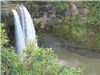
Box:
[21,6,38,46]
[12,9,25,56]
[16,6,26,42]
[12,5,38,56]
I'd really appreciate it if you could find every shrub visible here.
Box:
[54,13,100,51]
[1,44,81,75]
[0,23,9,47]
[1,23,81,75]
[54,16,86,41]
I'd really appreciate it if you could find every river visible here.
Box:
[38,33,100,75]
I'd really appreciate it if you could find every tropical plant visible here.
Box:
[0,23,81,75]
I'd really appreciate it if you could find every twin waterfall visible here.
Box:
[12,5,38,56]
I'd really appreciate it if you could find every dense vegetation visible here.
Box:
[0,23,81,75]
[24,1,100,52]
[1,1,99,52]
[54,2,100,51]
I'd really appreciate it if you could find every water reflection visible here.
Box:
[55,48,100,75]
[39,33,100,75]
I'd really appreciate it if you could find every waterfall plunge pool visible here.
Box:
[38,33,100,75]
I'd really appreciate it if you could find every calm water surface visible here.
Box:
[39,33,100,75]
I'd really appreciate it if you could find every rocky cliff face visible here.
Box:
[1,2,16,14]
[1,1,83,26]
[1,1,86,40]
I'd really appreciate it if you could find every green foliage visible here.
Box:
[83,33,100,51]
[81,2,100,51]
[1,48,23,75]
[55,17,72,40]
[54,2,100,52]
[55,15,100,51]
[0,23,9,47]
[55,16,86,41]
[1,23,81,75]
[58,1,66,10]
[1,44,81,75]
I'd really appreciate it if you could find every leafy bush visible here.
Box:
[54,16,86,41]
[0,23,8,47]
[1,48,23,75]
[83,33,100,51]
[1,23,81,75]
[54,17,72,41]
[1,44,81,75]
[54,2,100,52]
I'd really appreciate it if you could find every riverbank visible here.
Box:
[38,32,100,59]
[38,32,100,75]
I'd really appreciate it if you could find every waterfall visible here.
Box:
[21,6,38,46]
[12,9,25,56]
[12,5,38,56]
[16,6,26,42]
